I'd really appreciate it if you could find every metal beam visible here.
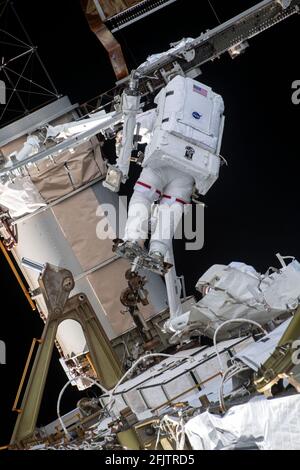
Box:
[107,0,178,33]
[134,0,300,83]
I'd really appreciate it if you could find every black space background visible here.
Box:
[0,0,299,446]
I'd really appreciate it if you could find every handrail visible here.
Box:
[0,239,36,310]
[12,338,42,413]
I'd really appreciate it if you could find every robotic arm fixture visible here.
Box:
[103,73,141,192]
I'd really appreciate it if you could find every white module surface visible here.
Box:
[100,336,254,415]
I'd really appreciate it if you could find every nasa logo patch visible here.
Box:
[192,111,201,120]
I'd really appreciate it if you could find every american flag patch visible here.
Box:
[193,84,208,97]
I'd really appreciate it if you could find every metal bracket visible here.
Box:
[160,62,184,84]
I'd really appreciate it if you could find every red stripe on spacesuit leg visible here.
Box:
[135,180,161,196]
[161,194,188,204]
[176,198,188,205]
[136,180,151,189]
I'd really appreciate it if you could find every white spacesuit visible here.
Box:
[124,165,194,257]
[122,75,225,260]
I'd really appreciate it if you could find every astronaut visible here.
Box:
[113,74,225,271]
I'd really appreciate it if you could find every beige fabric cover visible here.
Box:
[28,137,105,202]
[52,187,155,336]
[1,136,26,158]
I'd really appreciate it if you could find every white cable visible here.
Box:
[213,319,267,373]
[158,414,185,450]
[57,376,108,440]
[276,253,295,268]
[218,365,250,412]
[155,425,161,450]
[218,364,240,411]
[105,352,196,412]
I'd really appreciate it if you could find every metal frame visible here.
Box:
[107,0,178,33]
[135,0,300,78]
[0,1,60,126]
[0,238,35,309]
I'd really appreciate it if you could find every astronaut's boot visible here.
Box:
[149,251,164,265]
[148,243,173,273]
[141,250,173,275]
[112,238,147,263]
[112,239,172,275]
